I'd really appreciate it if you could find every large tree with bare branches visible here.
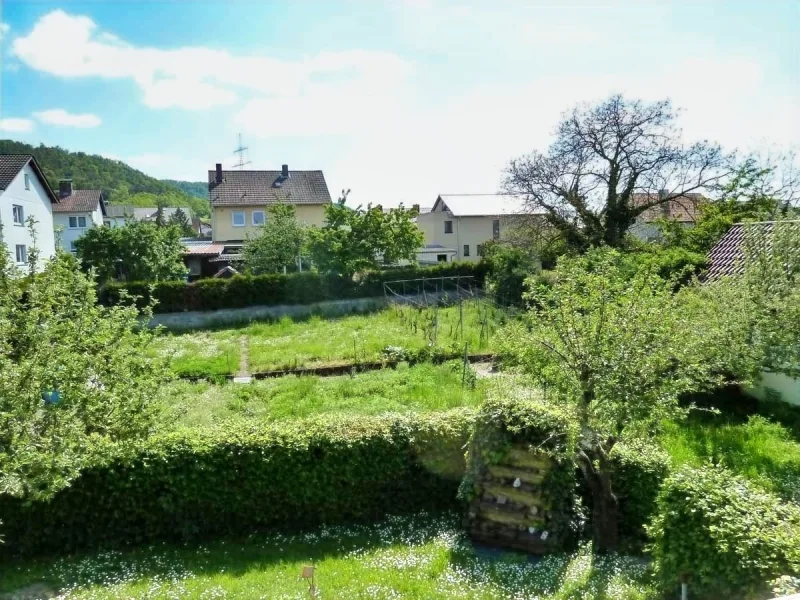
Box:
[503,95,732,249]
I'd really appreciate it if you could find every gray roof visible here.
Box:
[208,169,332,206]
[104,204,135,218]
[52,190,104,213]
[433,194,541,217]
[132,207,193,221]
[0,154,59,202]
[706,220,800,279]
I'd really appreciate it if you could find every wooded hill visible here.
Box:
[0,140,210,217]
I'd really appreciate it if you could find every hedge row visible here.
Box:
[99,262,487,313]
[0,411,473,557]
[649,465,800,599]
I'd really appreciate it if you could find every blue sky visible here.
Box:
[0,0,797,206]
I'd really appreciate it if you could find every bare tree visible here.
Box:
[503,95,733,248]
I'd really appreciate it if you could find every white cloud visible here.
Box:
[0,22,9,40]
[0,118,34,133]
[33,108,102,128]
[12,10,410,111]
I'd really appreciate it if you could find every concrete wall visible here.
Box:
[746,371,800,406]
[0,162,55,270]
[212,204,327,243]
[53,205,103,252]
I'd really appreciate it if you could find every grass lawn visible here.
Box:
[153,302,506,377]
[159,362,489,428]
[0,513,655,599]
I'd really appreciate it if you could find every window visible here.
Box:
[12,205,24,225]
[69,216,87,228]
[437,254,448,262]
[24,174,30,190]
[444,220,453,234]
[15,245,27,264]
[232,211,246,227]
[477,244,484,257]
[70,241,78,254]
[252,211,265,226]
[492,219,500,240]
[463,244,470,257]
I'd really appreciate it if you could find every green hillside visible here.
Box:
[0,140,210,217]
[163,179,208,199]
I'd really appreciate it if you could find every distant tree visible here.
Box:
[168,207,195,237]
[242,204,308,274]
[502,95,732,249]
[76,221,187,282]
[498,249,756,552]
[0,242,169,500]
[309,192,423,277]
[155,204,166,228]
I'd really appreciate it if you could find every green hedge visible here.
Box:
[0,410,473,557]
[99,263,487,313]
[648,465,800,599]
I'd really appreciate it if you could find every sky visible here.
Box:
[0,0,798,207]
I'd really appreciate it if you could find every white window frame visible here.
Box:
[24,174,31,190]
[69,216,88,229]
[12,205,24,226]
[15,244,27,264]
[232,211,246,227]
[252,210,265,226]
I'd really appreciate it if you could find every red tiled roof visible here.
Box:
[52,190,103,213]
[706,220,800,280]
[183,243,225,256]
[632,192,705,223]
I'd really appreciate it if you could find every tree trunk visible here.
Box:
[577,446,620,553]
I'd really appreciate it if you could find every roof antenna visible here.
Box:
[233,133,252,169]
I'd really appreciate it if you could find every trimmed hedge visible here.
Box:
[648,465,800,599]
[0,410,474,557]
[99,263,488,313]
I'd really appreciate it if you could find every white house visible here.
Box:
[103,204,134,228]
[415,194,543,263]
[0,154,58,270]
[51,180,106,253]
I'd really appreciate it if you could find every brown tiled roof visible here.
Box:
[183,243,225,256]
[52,190,103,213]
[632,192,705,223]
[0,154,59,202]
[208,169,332,206]
[706,220,800,280]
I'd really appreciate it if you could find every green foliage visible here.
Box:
[242,204,308,274]
[99,262,486,313]
[481,242,540,306]
[0,248,170,501]
[0,410,473,557]
[76,221,188,282]
[161,179,208,200]
[309,198,423,276]
[618,244,708,284]
[167,207,195,237]
[0,139,206,215]
[648,465,800,599]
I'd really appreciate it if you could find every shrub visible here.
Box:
[99,263,487,313]
[648,465,800,599]
[0,410,473,557]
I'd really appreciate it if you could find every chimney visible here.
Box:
[215,163,223,183]
[59,179,73,198]
[281,164,289,178]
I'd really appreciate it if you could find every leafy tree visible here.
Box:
[0,245,170,500]
[480,241,540,306]
[498,249,755,552]
[502,95,731,249]
[309,194,422,277]
[168,207,196,238]
[76,221,187,282]
[242,204,308,274]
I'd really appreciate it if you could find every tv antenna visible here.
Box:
[233,133,252,169]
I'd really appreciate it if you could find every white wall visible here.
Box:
[53,205,103,252]
[417,208,510,263]
[0,162,55,270]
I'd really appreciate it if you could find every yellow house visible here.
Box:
[208,164,331,245]
[415,194,540,263]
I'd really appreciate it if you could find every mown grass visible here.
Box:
[158,362,489,428]
[0,513,656,599]
[153,302,506,377]
[661,413,800,502]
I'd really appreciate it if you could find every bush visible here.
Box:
[648,465,800,599]
[99,263,487,313]
[0,410,473,557]
[480,243,539,307]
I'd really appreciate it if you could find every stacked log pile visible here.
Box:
[467,447,561,554]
